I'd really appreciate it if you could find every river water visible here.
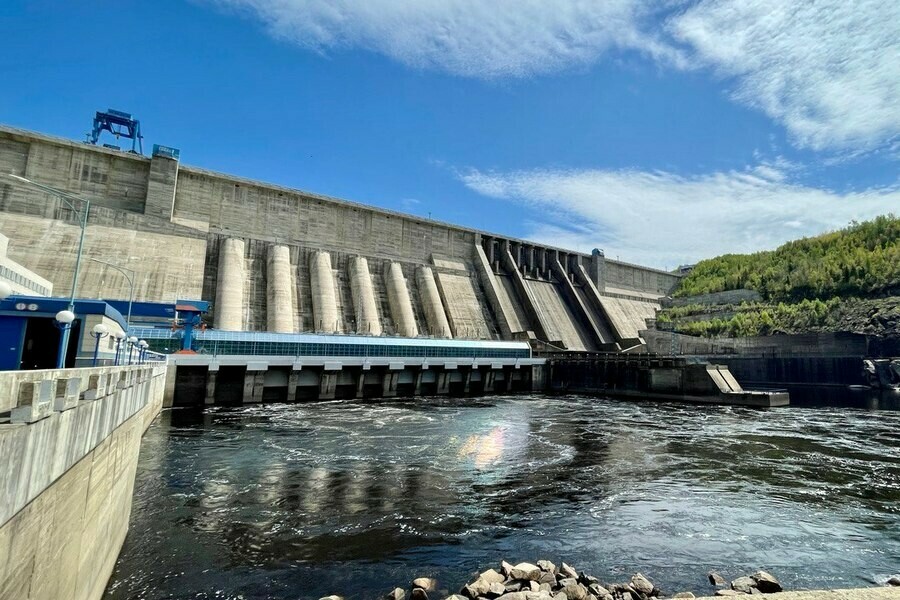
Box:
[104,396,900,599]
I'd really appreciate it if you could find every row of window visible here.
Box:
[145,338,529,359]
[0,265,50,296]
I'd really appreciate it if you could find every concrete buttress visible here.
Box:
[416,266,452,338]
[215,238,245,331]
[266,244,295,333]
[384,262,418,338]
[349,256,381,335]
[310,251,340,333]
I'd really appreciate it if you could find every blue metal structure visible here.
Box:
[87,109,143,154]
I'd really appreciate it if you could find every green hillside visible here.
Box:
[662,215,900,338]
[675,215,900,302]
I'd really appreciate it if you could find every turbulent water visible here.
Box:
[104,396,900,599]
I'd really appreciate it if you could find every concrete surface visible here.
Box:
[0,364,166,600]
[693,589,900,599]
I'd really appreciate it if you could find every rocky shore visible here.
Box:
[317,560,792,600]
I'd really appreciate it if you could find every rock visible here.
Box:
[510,563,542,582]
[410,589,429,600]
[630,574,654,596]
[749,589,763,595]
[446,596,469,600]
[525,593,553,600]
[528,582,541,592]
[672,594,695,599]
[497,593,528,600]
[560,563,579,580]
[620,592,634,600]
[319,596,344,600]
[502,562,516,578]
[387,588,406,600]
[561,583,588,600]
[587,583,609,597]
[505,582,525,593]
[731,577,756,594]
[750,571,782,593]
[551,593,568,600]
[538,572,557,585]
[537,560,557,574]
[888,577,900,587]
[487,583,507,597]
[539,583,553,594]
[708,572,727,586]
[414,578,439,592]
[715,591,745,597]
[579,573,600,586]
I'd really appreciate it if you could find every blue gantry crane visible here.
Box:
[86,109,143,154]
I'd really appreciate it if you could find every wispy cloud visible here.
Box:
[669,0,900,152]
[211,0,682,78]
[460,165,899,268]
[212,0,899,154]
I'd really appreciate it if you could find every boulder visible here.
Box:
[715,591,745,597]
[630,574,654,596]
[558,578,577,589]
[731,577,756,594]
[620,593,634,600]
[561,583,588,600]
[560,564,579,580]
[539,583,553,594]
[481,570,506,585]
[505,582,525,593]
[672,594,695,599]
[537,560,557,574]
[410,589,429,600]
[502,562,516,578]
[488,583,508,597]
[497,593,528,600]
[750,571,782,593]
[386,588,406,600]
[538,572,557,585]
[587,583,609,597]
[525,593,553,600]
[888,577,900,587]
[529,582,541,592]
[708,572,727,586]
[551,593,568,600]
[446,596,469,600]
[319,596,344,600]
[414,578,439,592]
[510,563,542,581]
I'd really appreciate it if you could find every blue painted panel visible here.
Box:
[0,317,26,370]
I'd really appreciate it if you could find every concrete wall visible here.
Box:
[0,125,680,348]
[0,364,166,600]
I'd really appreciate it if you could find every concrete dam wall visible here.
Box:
[0,364,166,600]
[0,125,679,350]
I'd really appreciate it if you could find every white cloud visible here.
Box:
[215,0,899,153]
[460,166,899,268]
[669,0,900,152]
[212,0,681,78]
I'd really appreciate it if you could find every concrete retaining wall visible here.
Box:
[0,364,166,600]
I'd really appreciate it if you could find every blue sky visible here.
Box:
[1,0,897,268]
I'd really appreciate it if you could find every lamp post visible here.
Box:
[113,330,126,365]
[88,258,135,334]
[90,323,109,367]
[138,339,149,364]
[55,310,76,369]
[126,335,138,365]
[3,174,91,369]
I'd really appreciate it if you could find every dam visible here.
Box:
[0,125,678,353]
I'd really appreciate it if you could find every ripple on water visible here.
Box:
[104,396,900,600]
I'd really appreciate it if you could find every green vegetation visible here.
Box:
[674,215,900,301]
[662,215,900,338]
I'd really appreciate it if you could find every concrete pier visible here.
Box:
[0,364,166,600]
[310,251,340,333]
[416,266,452,338]
[215,238,245,331]
[349,256,381,335]
[266,244,295,333]
[384,262,418,338]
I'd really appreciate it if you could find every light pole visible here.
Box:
[90,323,109,367]
[138,340,149,364]
[55,310,76,369]
[126,335,138,365]
[88,258,135,334]
[113,330,126,365]
[3,174,91,369]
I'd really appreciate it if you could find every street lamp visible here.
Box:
[89,258,135,334]
[138,339,149,364]
[3,174,91,369]
[126,335,138,365]
[90,323,109,367]
[55,309,76,369]
[113,330,126,365]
